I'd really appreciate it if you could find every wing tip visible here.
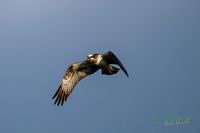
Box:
[125,72,129,78]
[52,85,67,106]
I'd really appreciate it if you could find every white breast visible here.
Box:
[96,55,103,65]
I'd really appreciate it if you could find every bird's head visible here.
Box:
[87,54,102,65]
[87,54,98,62]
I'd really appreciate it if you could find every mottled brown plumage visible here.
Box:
[52,61,98,106]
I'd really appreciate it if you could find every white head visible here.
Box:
[87,53,102,65]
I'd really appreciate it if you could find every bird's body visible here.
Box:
[52,51,128,106]
[101,64,120,75]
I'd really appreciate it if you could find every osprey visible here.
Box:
[52,51,129,106]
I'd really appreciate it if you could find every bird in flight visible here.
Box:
[52,51,129,106]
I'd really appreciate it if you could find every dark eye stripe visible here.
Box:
[93,54,98,58]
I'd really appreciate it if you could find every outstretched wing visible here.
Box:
[52,60,99,106]
[103,51,129,77]
[52,62,97,106]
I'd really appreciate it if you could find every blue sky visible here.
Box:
[0,0,200,132]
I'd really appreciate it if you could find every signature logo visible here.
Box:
[152,116,192,126]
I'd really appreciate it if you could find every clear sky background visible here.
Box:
[0,0,200,133]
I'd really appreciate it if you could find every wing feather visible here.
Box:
[52,63,88,106]
[103,51,129,77]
